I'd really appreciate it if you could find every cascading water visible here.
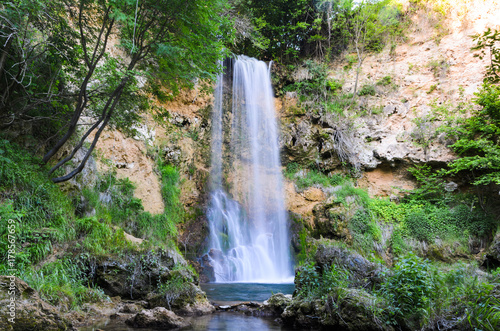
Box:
[206,55,293,283]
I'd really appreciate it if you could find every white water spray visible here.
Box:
[206,56,293,283]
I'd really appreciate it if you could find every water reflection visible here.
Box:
[200,283,295,304]
[79,312,294,331]
[185,312,293,331]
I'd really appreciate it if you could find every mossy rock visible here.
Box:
[265,293,292,315]
[0,276,71,331]
[312,202,351,240]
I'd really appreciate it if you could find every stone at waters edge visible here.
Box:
[0,276,72,331]
[125,307,189,329]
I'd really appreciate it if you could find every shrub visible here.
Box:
[376,75,393,86]
[380,253,434,319]
[358,84,376,96]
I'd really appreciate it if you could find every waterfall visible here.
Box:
[206,55,293,283]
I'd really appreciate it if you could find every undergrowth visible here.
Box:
[0,139,186,312]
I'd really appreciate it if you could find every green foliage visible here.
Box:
[234,0,403,62]
[466,282,500,331]
[376,75,393,87]
[472,28,500,84]
[284,60,329,97]
[295,261,350,300]
[0,0,78,142]
[407,164,446,202]
[380,253,434,319]
[446,84,500,186]
[285,162,345,190]
[358,84,376,96]
[349,210,381,254]
[75,217,134,256]
[15,259,107,309]
[0,140,74,268]
[158,161,184,230]
[157,264,195,310]
[326,79,343,94]
[333,182,371,208]
[82,164,181,249]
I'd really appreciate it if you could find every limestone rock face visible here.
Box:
[125,307,188,329]
[282,119,320,165]
[0,276,71,331]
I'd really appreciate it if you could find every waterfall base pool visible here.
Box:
[79,283,296,331]
[200,282,295,304]
[80,312,298,331]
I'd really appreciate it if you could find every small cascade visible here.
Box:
[205,55,293,283]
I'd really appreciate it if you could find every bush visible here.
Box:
[380,253,434,319]
[358,84,376,96]
[349,210,381,254]
[376,75,393,86]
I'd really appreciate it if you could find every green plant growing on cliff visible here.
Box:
[358,84,376,96]
[348,210,381,254]
[0,140,75,268]
[157,265,194,310]
[380,253,434,321]
[285,162,345,190]
[17,259,107,309]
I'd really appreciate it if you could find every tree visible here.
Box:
[350,0,399,100]
[445,29,500,208]
[39,0,229,182]
[472,28,500,84]
[0,0,78,140]
[447,84,500,186]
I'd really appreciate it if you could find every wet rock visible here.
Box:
[199,249,224,283]
[125,307,189,329]
[93,248,205,314]
[0,276,72,330]
[264,293,292,315]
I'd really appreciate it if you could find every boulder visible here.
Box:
[281,289,393,330]
[264,293,292,315]
[282,120,319,165]
[0,276,72,330]
[125,307,188,329]
[314,244,376,287]
[94,249,187,300]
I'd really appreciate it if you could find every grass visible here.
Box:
[284,162,345,190]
